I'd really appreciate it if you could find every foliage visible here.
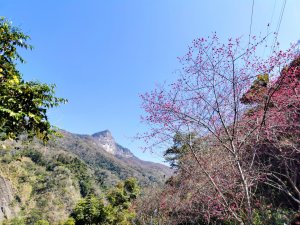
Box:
[107,177,140,207]
[53,154,93,197]
[2,217,25,225]
[134,187,171,225]
[22,148,45,165]
[0,17,66,142]
[238,55,300,211]
[163,133,191,169]
[61,218,76,225]
[0,129,168,224]
[34,220,49,225]
[71,178,140,225]
[139,33,298,224]
[252,208,292,225]
[72,194,109,225]
[0,143,89,224]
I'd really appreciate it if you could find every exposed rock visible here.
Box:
[92,130,134,158]
[92,130,117,154]
[0,176,17,221]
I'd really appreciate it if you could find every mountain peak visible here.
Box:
[91,130,116,154]
[91,130,134,158]
[92,130,113,139]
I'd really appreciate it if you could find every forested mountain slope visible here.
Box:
[50,129,172,187]
[0,130,171,224]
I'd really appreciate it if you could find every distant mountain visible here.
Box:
[50,129,172,187]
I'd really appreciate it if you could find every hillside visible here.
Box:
[0,130,171,224]
[0,141,89,224]
[50,129,172,187]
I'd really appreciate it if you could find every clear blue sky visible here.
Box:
[1,0,300,163]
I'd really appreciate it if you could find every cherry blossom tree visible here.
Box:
[139,33,297,224]
[243,56,300,210]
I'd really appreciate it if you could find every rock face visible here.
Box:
[92,130,117,154]
[0,176,16,220]
[92,130,134,158]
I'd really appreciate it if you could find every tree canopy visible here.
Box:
[139,33,299,224]
[71,178,140,225]
[0,17,66,142]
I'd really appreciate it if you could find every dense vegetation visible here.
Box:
[138,35,300,224]
[71,178,140,225]
[0,140,142,224]
[0,17,66,142]
[0,143,87,224]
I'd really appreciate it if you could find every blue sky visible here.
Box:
[1,0,300,163]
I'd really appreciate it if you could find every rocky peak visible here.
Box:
[91,130,133,158]
[92,130,113,139]
[92,130,116,154]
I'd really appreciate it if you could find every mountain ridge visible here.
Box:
[53,129,172,187]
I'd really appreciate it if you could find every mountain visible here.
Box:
[52,129,172,187]
[91,130,134,158]
[0,129,172,223]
